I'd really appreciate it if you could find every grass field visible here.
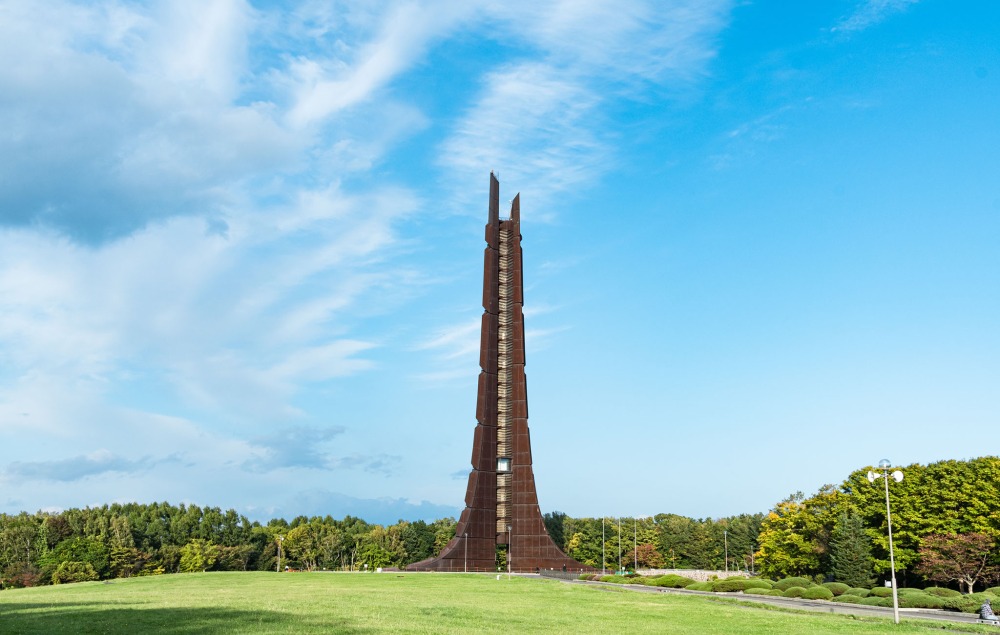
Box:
[0,572,993,634]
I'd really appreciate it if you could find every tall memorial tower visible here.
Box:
[410,173,587,573]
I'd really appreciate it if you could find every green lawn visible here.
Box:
[0,573,991,634]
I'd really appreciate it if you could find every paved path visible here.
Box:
[565,579,996,628]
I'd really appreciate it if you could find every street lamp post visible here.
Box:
[463,532,468,573]
[276,535,284,573]
[868,459,904,625]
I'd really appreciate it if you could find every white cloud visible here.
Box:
[438,0,731,216]
[833,0,920,33]
[285,0,474,127]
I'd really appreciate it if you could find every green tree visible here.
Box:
[179,539,219,572]
[51,561,99,584]
[829,511,874,587]
[543,512,568,550]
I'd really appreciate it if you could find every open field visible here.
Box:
[0,572,994,634]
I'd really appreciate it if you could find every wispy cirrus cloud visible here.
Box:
[439,0,732,216]
[833,0,920,33]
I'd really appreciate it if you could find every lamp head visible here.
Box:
[878,459,891,469]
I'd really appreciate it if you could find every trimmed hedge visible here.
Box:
[782,586,808,598]
[869,586,893,598]
[832,595,865,604]
[857,596,893,607]
[802,586,834,601]
[685,582,713,591]
[711,578,766,592]
[651,574,696,588]
[923,587,961,598]
[944,591,1000,614]
[743,580,774,590]
[821,582,850,596]
[898,593,946,609]
[773,577,814,591]
[745,588,784,597]
[599,575,630,584]
[842,588,870,598]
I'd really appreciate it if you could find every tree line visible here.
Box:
[4,457,1000,591]
[0,502,456,587]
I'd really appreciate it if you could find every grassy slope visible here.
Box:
[0,573,990,634]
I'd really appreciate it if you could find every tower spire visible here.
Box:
[410,174,587,573]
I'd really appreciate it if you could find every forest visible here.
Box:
[3,456,999,591]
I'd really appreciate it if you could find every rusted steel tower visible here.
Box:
[410,173,587,573]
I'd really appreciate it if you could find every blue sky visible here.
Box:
[1,0,997,526]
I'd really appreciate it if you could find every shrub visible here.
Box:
[843,587,870,598]
[923,587,961,598]
[832,595,864,604]
[745,588,784,597]
[599,575,629,584]
[802,586,834,600]
[743,580,773,590]
[869,586,893,598]
[821,582,850,596]
[711,578,752,592]
[783,586,808,598]
[685,582,713,591]
[652,574,696,588]
[773,576,814,591]
[857,596,893,607]
[944,591,1000,614]
[898,593,946,609]
[987,587,1000,596]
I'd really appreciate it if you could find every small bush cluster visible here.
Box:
[743,580,773,590]
[832,595,863,604]
[821,582,850,596]
[857,596,893,608]
[773,577,814,591]
[710,578,752,592]
[923,587,961,598]
[898,593,946,609]
[583,570,967,611]
[801,586,834,601]
[943,591,1000,614]
[652,574,696,588]
[598,575,630,584]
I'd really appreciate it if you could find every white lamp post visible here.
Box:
[868,459,904,625]
[276,535,284,573]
